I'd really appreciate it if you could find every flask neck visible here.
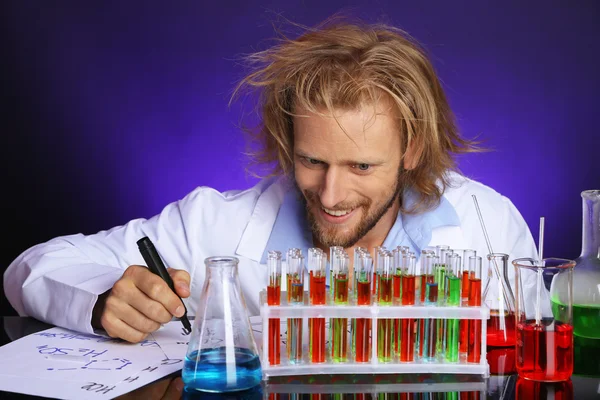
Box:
[580,191,600,259]
[205,257,240,282]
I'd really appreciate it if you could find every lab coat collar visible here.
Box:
[237,176,463,263]
[398,187,461,256]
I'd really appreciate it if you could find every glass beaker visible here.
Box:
[483,253,517,347]
[183,257,261,392]
[512,257,576,382]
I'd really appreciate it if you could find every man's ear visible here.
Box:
[403,140,420,170]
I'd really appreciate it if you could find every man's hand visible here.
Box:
[92,265,191,343]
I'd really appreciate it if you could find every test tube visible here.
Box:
[467,256,483,363]
[436,248,453,356]
[393,247,403,304]
[308,248,327,363]
[331,250,349,362]
[459,249,476,357]
[420,250,435,304]
[353,253,373,362]
[435,244,450,256]
[415,249,434,358]
[460,250,476,306]
[329,246,343,297]
[423,254,439,362]
[287,248,301,258]
[417,252,434,358]
[377,250,394,363]
[392,248,404,356]
[352,247,367,298]
[286,252,304,364]
[446,253,461,362]
[267,251,282,365]
[372,246,385,295]
[400,253,417,362]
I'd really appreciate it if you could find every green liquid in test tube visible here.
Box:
[445,253,461,362]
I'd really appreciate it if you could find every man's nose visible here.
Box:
[319,167,348,209]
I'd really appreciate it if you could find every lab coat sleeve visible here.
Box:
[3,186,209,334]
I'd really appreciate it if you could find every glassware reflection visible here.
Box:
[263,374,486,400]
[515,377,573,400]
[182,383,262,400]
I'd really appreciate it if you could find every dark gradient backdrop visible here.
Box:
[1,1,598,316]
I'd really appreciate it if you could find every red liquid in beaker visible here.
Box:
[516,320,573,381]
[487,311,516,347]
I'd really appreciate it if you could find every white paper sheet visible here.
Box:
[0,323,189,399]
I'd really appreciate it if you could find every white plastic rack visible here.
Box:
[259,290,490,379]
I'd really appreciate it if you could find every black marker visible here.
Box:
[137,236,192,335]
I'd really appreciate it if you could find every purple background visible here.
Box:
[1,1,598,315]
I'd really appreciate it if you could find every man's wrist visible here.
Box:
[91,290,110,330]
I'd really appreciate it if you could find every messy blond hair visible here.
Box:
[232,16,481,213]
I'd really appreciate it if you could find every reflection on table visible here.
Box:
[2,317,599,400]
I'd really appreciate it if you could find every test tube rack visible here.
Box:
[259,290,490,379]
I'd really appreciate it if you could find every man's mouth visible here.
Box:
[321,207,353,217]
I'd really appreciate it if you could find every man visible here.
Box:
[3,18,537,343]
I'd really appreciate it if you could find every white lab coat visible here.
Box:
[4,172,539,334]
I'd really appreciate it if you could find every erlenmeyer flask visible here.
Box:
[483,253,517,347]
[183,257,261,393]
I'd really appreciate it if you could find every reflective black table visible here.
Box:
[1,317,599,399]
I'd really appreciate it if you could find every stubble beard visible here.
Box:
[298,176,403,249]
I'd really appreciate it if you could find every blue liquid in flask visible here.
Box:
[182,347,262,392]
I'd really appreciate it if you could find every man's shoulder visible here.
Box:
[442,171,514,213]
[182,175,290,208]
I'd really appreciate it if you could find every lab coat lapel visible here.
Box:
[235,177,288,262]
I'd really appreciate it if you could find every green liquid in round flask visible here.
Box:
[569,190,600,377]
[571,190,600,340]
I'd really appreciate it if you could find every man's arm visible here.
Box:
[3,187,207,336]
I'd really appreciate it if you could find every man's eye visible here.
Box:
[356,163,370,171]
[306,158,322,165]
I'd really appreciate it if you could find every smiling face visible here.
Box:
[293,101,405,249]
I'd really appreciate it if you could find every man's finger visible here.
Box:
[102,315,148,343]
[137,274,185,318]
[118,302,163,334]
[167,268,191,298]
[125,285,173,324]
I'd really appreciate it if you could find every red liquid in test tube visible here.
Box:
[309,271,326,363]
[393,266,402,355]
[467,278,482,363]
[467,255,483,364]
[459,270,474,354]
[266,251,282,365]
[267,284,281,365]
[400,274,416,361]
[355,280,372,362]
